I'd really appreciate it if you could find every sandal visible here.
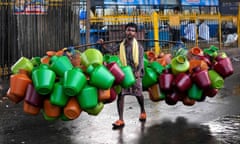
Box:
[112,120,125,129]
[139,112,147,122]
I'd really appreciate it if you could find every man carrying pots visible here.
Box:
[97,22,146,129]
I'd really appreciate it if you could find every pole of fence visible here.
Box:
[238,4,240,48]
[219,13,222,50]
[194,15,199,47]
[152,11,160,55]
[86,0,91,44]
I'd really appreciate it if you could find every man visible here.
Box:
[183,20,196,41]
[97,22,146,129]
[198,20,210,41]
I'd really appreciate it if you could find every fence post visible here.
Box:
[238,4,240,48]
[86,0,91,44]
[195,15,198,47]
[219,13,222,49]
[152,11,160,55]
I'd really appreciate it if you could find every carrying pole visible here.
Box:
[86,0,91,44]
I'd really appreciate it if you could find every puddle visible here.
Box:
[203,115,240,144]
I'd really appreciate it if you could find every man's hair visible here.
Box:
[125,22,138,32]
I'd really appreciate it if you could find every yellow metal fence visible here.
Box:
[87,12,240,55]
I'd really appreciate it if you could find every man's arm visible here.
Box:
[97,39,119,54]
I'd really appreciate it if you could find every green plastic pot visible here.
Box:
[120,66,136,88]
[42,111,58,121]
[203,45,219,58]
[32,64,56,95]
[84,102,104,116]
[60,113,71,121]
[105,55,122,67]
[208,70,224,89]
[142,67,158,89]
[87,65,115,89]
[11,57,34,74]
[50,55,73,77]
[144,57,149,68]
[171,55,189,75]
[188,83,203,100]
[63,68,87,96]
[50,82,69,107]
[77,85,98,110]
[149,61,164,74]
[31,57,41,67]
[81,48,103,67]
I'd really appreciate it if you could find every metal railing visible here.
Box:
[85,12,239,54]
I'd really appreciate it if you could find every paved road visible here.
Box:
[0,49,240,144]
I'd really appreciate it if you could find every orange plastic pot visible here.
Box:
[182,96,195,106]
[6,88,24,103]
[41,56,50,64]
[191,47,203,55]
[156,58,167,66]
[156,53,172,66]
[188,47,203,60]
[104,88,117,104]
[10,69,32,99]
[46,51,56,57]
[70,53,81,67]
[55,50,64,56]
[189,59,209,73]
[63,97,82,120]
[162,54,172,64]
[148,84,165,102]
[146,51,156,61]
[98,89,111,102]
[43,99,61,118]
[23,101,41,115]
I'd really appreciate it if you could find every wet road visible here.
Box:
[1,52,240,144]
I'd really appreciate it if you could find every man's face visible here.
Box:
[125,26,136,40]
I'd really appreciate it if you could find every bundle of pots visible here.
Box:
[7,47,136,121]
[6,45,234,121]
[144,45,234,106]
